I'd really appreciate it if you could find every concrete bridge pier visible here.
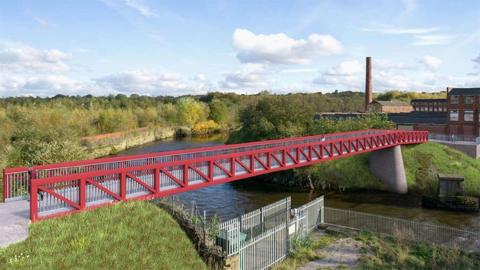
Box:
[369,145,408,194]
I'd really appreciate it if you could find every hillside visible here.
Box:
[0,201,207,270]
[294,142,480,196]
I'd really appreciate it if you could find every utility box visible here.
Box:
[437,173,464,198]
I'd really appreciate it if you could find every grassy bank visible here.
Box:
[0,201,207,270]
[357,231,480,269]
[274,231,480,270]
[293,142,480,196]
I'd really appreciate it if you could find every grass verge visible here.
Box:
[356,231,480,270]
[272,234,337,270]
[0,201,207,270]
[297,142,480,196]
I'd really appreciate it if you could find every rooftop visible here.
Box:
[449,88,480,96]
[438,173,464,181]
[411,98,447,102]
[373,100,411,107]
[388,112,448,124]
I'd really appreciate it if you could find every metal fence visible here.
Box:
[429,133,480,143]
[217,196,325,270]
[324,207,480,252]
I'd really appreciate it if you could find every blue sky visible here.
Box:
[0,0,479,96]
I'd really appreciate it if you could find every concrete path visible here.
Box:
[0,200,30,248]
[298,237,363,270]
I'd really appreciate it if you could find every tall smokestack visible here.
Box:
[365,56,372,111]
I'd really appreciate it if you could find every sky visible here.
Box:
[0,0,479,97]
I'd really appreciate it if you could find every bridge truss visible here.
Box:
[2,129,428,221]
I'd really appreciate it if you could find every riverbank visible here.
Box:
[81,126,188,157]
[254,142,480,198]
[275,229,480,270]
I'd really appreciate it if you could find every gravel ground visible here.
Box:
[298,237,363,270]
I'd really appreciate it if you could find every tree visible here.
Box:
[176,97,209,126]
[209,99,229,124]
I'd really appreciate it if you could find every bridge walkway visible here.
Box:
[0,200,29,248]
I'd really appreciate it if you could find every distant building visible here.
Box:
[411,99,447,112]
[447,87,480,137]
[368,100,413,113]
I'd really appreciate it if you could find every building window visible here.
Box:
[465,96,474,104]
[450,95,458,104]
[450,110,459,121]
[464,110,474,121]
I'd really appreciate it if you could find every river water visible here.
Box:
[116,135,480,230]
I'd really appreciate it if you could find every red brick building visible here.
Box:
[447,88,480,137]
[411,99,447,112]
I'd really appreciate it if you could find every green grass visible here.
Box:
[356,231,480,270]
[272,234,337,270]
[403,142,480,196]
[0,201,207,270]
[300,142,480,196]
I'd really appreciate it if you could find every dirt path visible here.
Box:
[298,237,363,270]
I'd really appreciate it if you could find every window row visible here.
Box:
[450,110,475,122]
[450,95,476,105]
[414,106,447,112]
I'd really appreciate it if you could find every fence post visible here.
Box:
[2,169,7,202]
[79,178,86,210]
[285,197,290,254]
[320,197,324,224]
[120,172,126,200]
[30,180,38,222]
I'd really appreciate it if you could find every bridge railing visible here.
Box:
[3,129,392,201]
[3,130,428,211]
[25,129,427,221]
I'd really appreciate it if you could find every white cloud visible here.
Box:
[232,29,342,65]
[312,58,442,91]
[473,54,480,65]
[362,25,438,35]
[313,60,363,89]
[94,70,193,95]
[402,0,417,14]
[325,60,363,76]
[123,0,155,17]
[412,35,453,46]
[102,0,155,17]
[363,25,453,47]
[220,64,269,90]
[0,42,71,73]
[420,55,443,71]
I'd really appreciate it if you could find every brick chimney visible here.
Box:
[365,56,373,111]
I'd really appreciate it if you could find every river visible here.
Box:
[116,135,480,230]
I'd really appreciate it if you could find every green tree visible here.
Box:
[176,97,209,126]
[208,99,229,124]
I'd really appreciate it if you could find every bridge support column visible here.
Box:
[369,145,408,194]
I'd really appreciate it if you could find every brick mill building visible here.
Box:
[316,56,480,138]
[446,88,480,137]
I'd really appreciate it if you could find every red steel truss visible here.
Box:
[2,129,428,221]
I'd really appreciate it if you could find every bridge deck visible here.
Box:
[2,129,428,221]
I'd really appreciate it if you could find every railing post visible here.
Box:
[30,180,38,222]
[208,160,213,181]
[2,169,7,202]
[120,172,126,200]
[154,168,160,193]
[183,164,189,186]
[230,157,235,176]
[79,178,86,209]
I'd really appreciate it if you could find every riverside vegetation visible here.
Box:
[274,230,480,270]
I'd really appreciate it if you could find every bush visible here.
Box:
[191,120,221,135]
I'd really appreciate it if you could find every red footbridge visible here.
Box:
[2,129,428,221]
